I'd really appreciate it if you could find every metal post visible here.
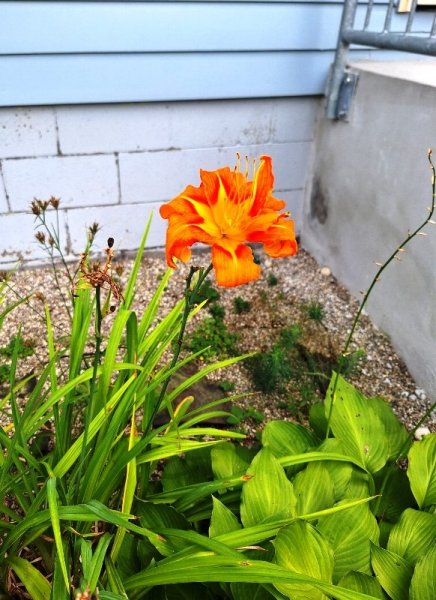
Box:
[325,0,359,119]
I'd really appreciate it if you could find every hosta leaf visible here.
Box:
[211,441,252,480]
[262,421,316,457]
[407,434,436,508]
[240,448,296,528]
[371,544,413,600]
[318,439,353,500]
[338,572,385,599]
[8,555,51,600]
[273,520,334,600]
[137,501,190,556]
[373,466,416,522]
[293,463,335,515]
[409,545,436,600]
[209,496,241,538]
[309,402,328,437]
[344,469,371,499]
[369,396,410,459]
[317,501,379,582]
[231,582,275,600]
[263,420,317,476]
[387,508,436,566]
[325,375,389,473]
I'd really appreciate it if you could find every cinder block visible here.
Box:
[270,98,319,143]
[3,155,119,211]
[0,107,58,158]
[119,142,312,204]
[56,99,272,155]
[66,202,166,256]
[0,209,69,268]
[56,103,170,155]
[279,190,304,233]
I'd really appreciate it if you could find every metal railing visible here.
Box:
[326,0,436,119]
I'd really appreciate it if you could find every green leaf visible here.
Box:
[373,466,416,522]
[407,434,436,508]
[46,478,69,592]
[124,555,381,599]
[325,375,389,473]
[317,440,353,500]
[8,555,51,600]
[369,396,410,459]
[317,501,379,582]
[240,448,296,528]
[371,543,413,600]
[293,463,335,515]
[387,508,436,566]
[211,441,252,479]
[338,572,385,599]
[262,421,316,457]
[209,496,241,538]
[309,402,329,437]
[87,533,112,593]
[273,520,334,599]
[409,545,436,600]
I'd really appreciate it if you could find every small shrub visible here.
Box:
[191,278,220,305]
[233,296,251,314]
[0,334,35,358]
[208,302,225,320]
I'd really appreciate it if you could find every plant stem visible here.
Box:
[75,285,103,502]
[325,150,436,438]
[143,263,213,436]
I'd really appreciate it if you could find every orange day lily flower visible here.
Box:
[159,155,298,287]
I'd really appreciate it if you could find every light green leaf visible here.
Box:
[8,555,51,600]
[209,496,241,538]
[371,543,413,600]
[317,501,379,582]
[407,434,436,508]
[262,421,316,457]
[46,478,69,592]
[409,545,436,600]
[293,463,335,515]
[273,520,334,600]
[317,440,353,500]
[387,508,436,566]
[369,396,410,459]
[325,375,389,473]
[240,448,296,528]
[211,441,252,479]
[87,533,112,593]
[338,572,385,599]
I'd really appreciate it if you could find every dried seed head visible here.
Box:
[48,236,55,247]
[107,237,114,248]
[49,196,60,209]
[35,231,46,244]
[34,291,46,302]
[31,200,41,216]
[89,222,100,236]
[115,265,124,276]
[0,270,8,282]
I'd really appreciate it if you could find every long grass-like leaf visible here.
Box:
[46,477,69,592]
[123,555,380,599]
[8,555,51,600]
[122,212,153,309]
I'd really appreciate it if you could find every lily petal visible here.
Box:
[211,242,260,288]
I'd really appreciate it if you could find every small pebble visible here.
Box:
[409,394,417,401]
[414,426,431,440]
[320,267,331,277]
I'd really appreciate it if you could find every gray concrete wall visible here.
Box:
[0,98,319,268]
[303,60,436,399]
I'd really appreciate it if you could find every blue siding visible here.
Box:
[0,1,433,106]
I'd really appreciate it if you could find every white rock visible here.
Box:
[414,426,431,441]
[409,394,417,401]
[320,267,331,277]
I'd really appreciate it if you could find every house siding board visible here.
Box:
[1,0,425,106]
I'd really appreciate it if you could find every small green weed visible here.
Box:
[218,379,236,393]
[337,348,366,377]
[191,279,220,305]
[227,404,264,425]
[0,364,10,384]
[185,316,238,360]
[306,301,325,323]
[233,296,251,314]
[267,273,278,286]
[0,334,35,358]
[208,302,225,320]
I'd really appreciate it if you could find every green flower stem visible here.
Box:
[143,263,214,437]
[326,150,436,438]
[75,285,103,502]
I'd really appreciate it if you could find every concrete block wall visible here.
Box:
[302,60,436,399]
[0,98,319,268]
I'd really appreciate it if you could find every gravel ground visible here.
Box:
[0,246,434,435]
